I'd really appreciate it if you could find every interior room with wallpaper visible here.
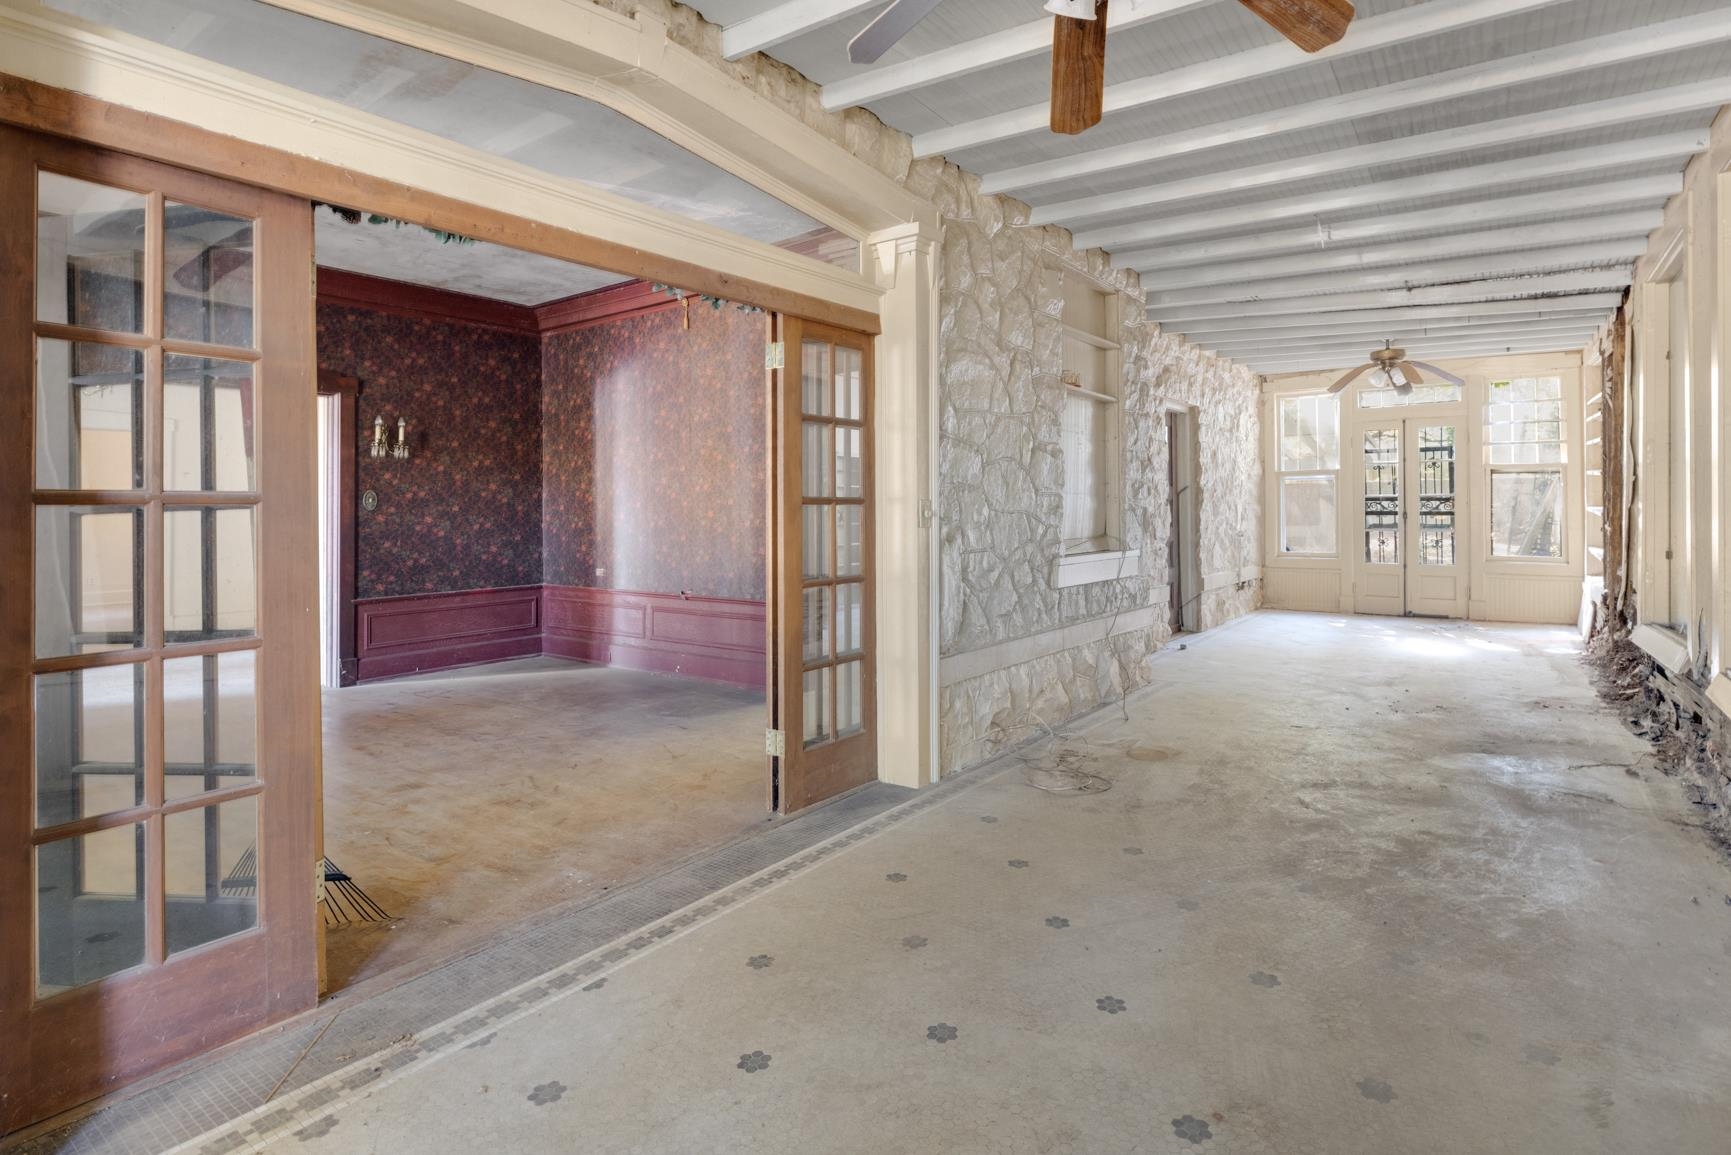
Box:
[312,210,779,989]
[7,1,1731,1151]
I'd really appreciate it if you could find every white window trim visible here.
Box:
[1482,375,1570,565]
[1051,548,1142,589]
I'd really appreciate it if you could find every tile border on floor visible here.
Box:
[5,760,1015,1155]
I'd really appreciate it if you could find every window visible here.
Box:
[1049,268,1135,588]
[1357,382,1462,408]
[1486,376,1565,558]
[1277,394,1340,555]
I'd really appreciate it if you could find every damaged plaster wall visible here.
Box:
[597,0,1264,774]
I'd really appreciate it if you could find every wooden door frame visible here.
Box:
[315,371,358,687]
[0,124,320,1134]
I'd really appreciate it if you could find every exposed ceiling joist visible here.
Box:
[819,0,1213,112]
[1119,179,1680,273]
[1165,294,1627,338]
[1036,79,1731,228]
[1145,213,1661,291]
[721,0,883,61]
[911,0,1573,158]
[1152,270,1634,324]
[1074,132,1706,251]
[1248,334,1595,374]
[1212,320,1605,357]
[1189,311,1614,349]
[982,10,1731,197]
[1145,240,1649,309]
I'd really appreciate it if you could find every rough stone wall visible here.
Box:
[601,1,1263,773]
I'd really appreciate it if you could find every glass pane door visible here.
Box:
[1,126,319,1132]
[774,318,875,812]
[1351,417,1467,619]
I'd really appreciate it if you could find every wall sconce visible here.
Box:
[370,415,410,460]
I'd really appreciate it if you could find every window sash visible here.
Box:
[1278,472,1338,557]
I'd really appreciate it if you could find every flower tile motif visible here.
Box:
[736,1051,772,1073]
[1045,916,1070,929]
[747,954,774,970]
[1095,996,1127,1015]
[926,1023,959,1043]
[527,1081,567,1106]
[1122,847,1145,856]
[885,872,908,883]
[1171,1114,1213,1144]
[1008,859,1030,869]
[902,935,929,949]
[294,1116,339,1142]
[1249,971,1281,988]
[1357,1078,1397,1103]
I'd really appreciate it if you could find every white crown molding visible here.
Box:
[0,0,883,315]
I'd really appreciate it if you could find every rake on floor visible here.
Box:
[220,848,392,926]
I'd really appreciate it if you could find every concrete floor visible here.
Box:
[238,612,1731,1153]
[321,657,768,991]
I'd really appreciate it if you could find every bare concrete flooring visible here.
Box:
[208,614,1731,1151]
[321,657,768,992]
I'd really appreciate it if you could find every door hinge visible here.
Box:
[765,341,785,370]
[765,728,786,757]
[315,860,327,904]
[1666,549,1674,560]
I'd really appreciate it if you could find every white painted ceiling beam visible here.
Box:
[1145,240,1650,309]
[1145,215,1660,292]
[911,0,1573,158]
[1076,132,1705,251]
[1243,335,1595,374]
[1164,294,1627,338]
[1213,333,1604,373]
[982,10,1731,197]
[1151,270,1635,324]
[1036,79,1731,228]
[1118,179,1680,273]
[721,0,883,60]
[819,0,1213,111]
[1205,315,1615,354]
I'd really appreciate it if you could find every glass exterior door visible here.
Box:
[772,317,875,812]
[1,127,319,1131]
[1353,418,1465,618]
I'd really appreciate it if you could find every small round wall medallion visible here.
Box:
[360,489,379,513]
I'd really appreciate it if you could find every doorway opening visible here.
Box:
[308,207,787,993]
[1353,413,1465,618]
[1166,408,1200,634]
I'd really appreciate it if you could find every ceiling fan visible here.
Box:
[848,0,1355,135]
[1329,341,1465,396]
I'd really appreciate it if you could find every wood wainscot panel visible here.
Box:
[543,587,765,687]
[354,586,543,681]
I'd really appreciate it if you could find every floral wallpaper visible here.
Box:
[542,303,766,601]
[317,304,544,599]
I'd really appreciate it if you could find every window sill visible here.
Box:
[1707,672,1731,718]
[1051,548,1140,589]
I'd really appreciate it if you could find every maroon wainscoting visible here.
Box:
[354,586,544,682]
[542,586,766,688]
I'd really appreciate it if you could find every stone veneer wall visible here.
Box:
[598,0,1264,774]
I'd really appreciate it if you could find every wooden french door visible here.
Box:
[0,128,319,1131]
[1354,417,1466,618]
[770,317,876,813]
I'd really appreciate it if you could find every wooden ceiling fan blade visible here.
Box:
[1051,0,1108,136]
[1328,362,1371,394]
[1234,0,1354,53]
[1404,360,1464,387]
[848,0,948,65]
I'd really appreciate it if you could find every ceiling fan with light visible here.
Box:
[848,0,1355,134]
[1329,341,1465,397]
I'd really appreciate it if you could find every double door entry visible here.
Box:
[1353,416,1467,618]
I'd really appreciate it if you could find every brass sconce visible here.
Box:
[370,415,410,460]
